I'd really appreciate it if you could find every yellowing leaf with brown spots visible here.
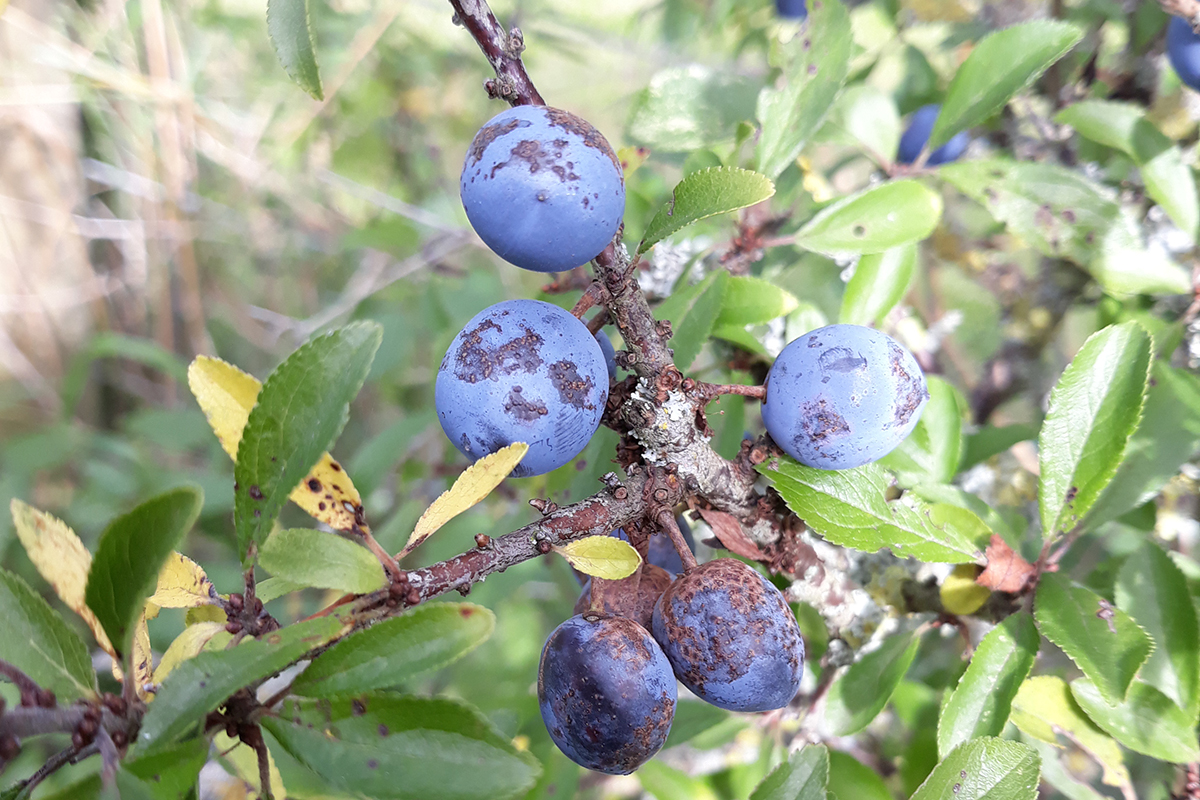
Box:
[130,612,153,700]
[555,536,642,580]
[10,499,115,657]
[151,552,217,608]
[401,443,530,557]
[154,621,225,683]
[188,356,365,533]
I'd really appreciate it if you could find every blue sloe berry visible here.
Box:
[651,559,804,712]
[761,324,928,470]
[1169,17,1200,91]
[595,329,617,380]
[538,614,676,774]
[435,299,608,477]
[775,0,807,19]
[460,105,625,273]
[897,104,969,166]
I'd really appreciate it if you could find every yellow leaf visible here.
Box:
[151,552,216,608]
[940,564,990,615]
[554,536,642,580]
[155,622,225,683]
[617,145,650,177]
[187,604,227,625]
[1011,675,1129,787]
[130,613,153,700]
[401,443,529,556]
[214,730,286,800]
[10,499,115,657]
[188,356,366,533]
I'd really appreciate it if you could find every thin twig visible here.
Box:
[657,510,698,572]
[13,742,93,800]
[696,382,767,402]
[570,282,605,319]
[0,660,45,703]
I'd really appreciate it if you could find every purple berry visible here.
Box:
[761,324,928,470]
[435,299,608,476]
[595,329,617,380]
[460,105,625,273]
[1169,17,1200,91]
[538,614,676,774]
[775,0,807,19]
[897,104,970,166]
[651,559,804,712]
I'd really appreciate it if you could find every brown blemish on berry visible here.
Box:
[888,342,928,428]
[548,360,596,410]
[542,107,622,177]
[504,386,549,421]
[450,319,545,383]
[467,117,523,165]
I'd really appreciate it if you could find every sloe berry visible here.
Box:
[595,329,617,381]
[775,0,807,19]
[435,299,608,476]
[460,105,625,273]
[1169,17,1200,91]
[652,558,804,712]
[761,324,928,470]
[538,614,676,774]
[897,104,969,166]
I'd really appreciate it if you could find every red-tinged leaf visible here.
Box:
[977,534,1036,593]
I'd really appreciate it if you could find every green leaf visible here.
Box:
[639,761,720,800]
[825,631,920,735]
[757,460,980,562]
[1023,736,1109,800]
[0,567,96,701]
[260,528,387,594]
[1010,675,1129,789]
[750,744,828,800]
[137,616,343,751]
[654,271,728,370]
[123,737,209,800]
[85,485,203,657]
[293,603,495,697]
[267,0,323,99]
[1071,679,1200,764]
[910,738,1040,800]
[837,85,901,164]
[929,20,1082,150]
[1087,363,1200,527]
[940,158,1192,296]
[879,375,964,487]
[627,66,761,152]
[256,576,306,605]
[839,243,917,327]
[960,423,1037,472]
[1037,322,1152,540]
[756,0,852,178]
[1114,543,1200,717]
[794,180,943,256]
[1056,100,1198,236]
[235,322,382,564]
[639,168,775,255]
[828,750,891,800]
[714,276,800,329]
[937,612,1039,757]
[662,700,731,750]
[262,693,540,800]
[1034,572,1151,704]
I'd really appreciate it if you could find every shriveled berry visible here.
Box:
[652,559,804,712]
[538,614,676,774]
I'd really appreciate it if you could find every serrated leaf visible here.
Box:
[0,567,96,700]
[756,0,852,179]
[1034,572,1151,704]
[10,499,114,657]
[1114,543,1200,717]
[1056,100,1198,237]
[137,616,344,751]
[293,603,495,697]
[654,270,728,370]
[828,750,891,800]
[123,737,209,800]
[794,180,943,256]
[1070,679,1200,764]
[1087,362,1200,527]
[910,737,1040,800]
[1010,675,1128,787]
[262,693,540,800]
[260,528,386,594]
[825,631,920,735]
[85,486,203,658]
[554,535,642,580]
[188,354,370,537]
[627,65,761,152]
[639,167,775,255]
[749,744,828,800]
[879,375,964,487]
[1037,322,1151,540]
[937,612,1039,757]
[940,159,1192,296]
[940,564,990,615]
[234,323,381,564]
[758,459,980,562]
[267,0,323,99]
[929,20,1082,151]
[713,276,800,329]
[153,622,225,683]
[839,243,917,327]
[150,552,216,608]
[1023,736,1109,800]
[402,442,529,556]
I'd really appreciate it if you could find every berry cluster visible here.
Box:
[435,102,929,774]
